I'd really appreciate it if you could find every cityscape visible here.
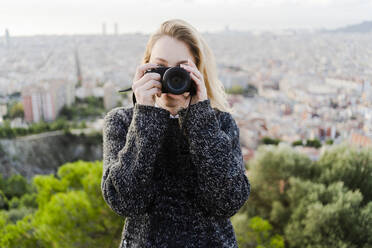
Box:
[1,8,372,245]
[1,22,371,163]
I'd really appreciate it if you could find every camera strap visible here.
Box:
[118,87,137,106]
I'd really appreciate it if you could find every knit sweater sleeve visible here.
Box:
[178,99,251,219]
[101,104,169,218]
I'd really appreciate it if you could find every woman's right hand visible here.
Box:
[132,63,162,106]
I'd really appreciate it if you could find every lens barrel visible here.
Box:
[145,65,196,95]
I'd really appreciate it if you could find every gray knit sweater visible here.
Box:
[101,99,251,248]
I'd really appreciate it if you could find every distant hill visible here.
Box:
[326,21,372,33]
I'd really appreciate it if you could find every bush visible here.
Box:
[8,197,20,209]
[2,174,31,200]
[0,161,124,248]
[260,136,281,145]
[231,214,285,248]
[0,191,8,210]
[284,178,372,248]
[316,144,372,204]
[246,143,316,229]
[244,143,372,247]
[305,138,322,148]
[291,140,303,146]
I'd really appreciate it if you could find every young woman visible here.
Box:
[101,18,251,248]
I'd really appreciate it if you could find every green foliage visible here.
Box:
[49,117,69,130]
[291,140,303,146]
[316,144,372,204]
[8,197,20,209]
[291,139,322,148]
[80,120,87,129]
[260,136,281,146]
[0,173,6,192]
[226,84,257,97]
[8,102,24,119]
[59,96,105,121]
[2,174,31,200]
[63,126,72,136]
[0,118,72,139]
[18,193,38,209]
[226,84,245,94]
[0,142,370,247]
[246,144,316,224]
[33,190,98,247]
[2,207,35,224]
[0,121,14,138]
[231,214,285,248]
[0,214,43,248]
[0,173,36,212]
[304,138,322,148]
[33,174,67,210]
[285,178,371,248]
[0,190,8,209]
[245,143,372,247]
[0,160,123,248]
[0,100,105,140]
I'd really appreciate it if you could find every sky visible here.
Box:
[1,0,372,36]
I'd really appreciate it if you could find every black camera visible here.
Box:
[145,65,197,95]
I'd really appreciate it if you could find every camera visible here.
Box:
[145,65,197,95]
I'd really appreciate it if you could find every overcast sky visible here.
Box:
[1,0,372,36]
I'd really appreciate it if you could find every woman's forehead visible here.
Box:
[151,36,195,65]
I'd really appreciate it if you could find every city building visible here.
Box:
[21,79,75,123]
[104,82,120,110]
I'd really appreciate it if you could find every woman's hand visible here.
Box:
[180,59,208,105]
[132,63,162,106]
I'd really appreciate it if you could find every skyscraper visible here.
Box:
[74,48,82,87]
[102,22,107,35]
[114,22,119,35]
[4,29,10,47]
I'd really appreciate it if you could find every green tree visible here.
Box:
[0,190,8,210]
[284,178,372,248]
[291,140,303,146]
[246,143,317,228]
[3,174,31,200]
[316,144,372,204]
[244,143,372,247]
[260,137,281,146]
[227,84,245,94]
[232,214,285,248]
[9,102,24,119]
[0,214,43,248]
[305,138,321,148]
[0,160,124,248]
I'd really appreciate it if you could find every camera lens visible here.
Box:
[163,67,191,95]
[170,76,184,89]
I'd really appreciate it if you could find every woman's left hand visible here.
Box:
[180,58,208,105]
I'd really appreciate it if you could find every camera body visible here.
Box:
[144,65,197,95]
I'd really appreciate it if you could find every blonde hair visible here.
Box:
[141,19,233,114]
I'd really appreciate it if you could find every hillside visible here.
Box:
[327,20,372,33]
